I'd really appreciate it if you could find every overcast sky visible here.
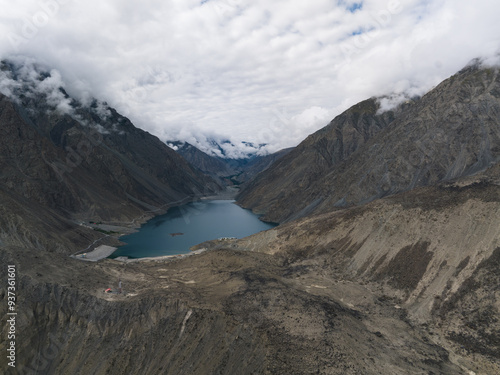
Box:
[1,0,499,157]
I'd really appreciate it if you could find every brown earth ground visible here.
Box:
[0,241,486,375]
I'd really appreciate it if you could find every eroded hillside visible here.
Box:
[0,242,469,375]
[234,168,500,373]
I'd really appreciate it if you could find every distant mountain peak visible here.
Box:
[166,136,269,160]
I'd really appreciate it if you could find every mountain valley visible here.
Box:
[0,58,499,375]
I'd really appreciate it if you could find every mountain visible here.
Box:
[231,147,293,184]
[2,58,500,375]
[173,140,292,185]
[1,234,468,375]
[0,59,219,251]
[172,137,269,160]
[2,158,496,374]
[238,61,500,223]
[171,141,239,178]
[232,163,500,373]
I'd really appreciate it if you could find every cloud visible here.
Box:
[0,0,499,156]
[0,56,74,115]
[0,69,20,98]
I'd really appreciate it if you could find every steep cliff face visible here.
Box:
[0,60,219,251]
[238,62,500,223]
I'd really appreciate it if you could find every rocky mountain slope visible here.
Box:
[174,141,292,185]
[172,141,237,179]
[232,147,293,185]
[233,165,500,373]
[0,237,468,375]
[0,60,219,251]
[238,61,500,223]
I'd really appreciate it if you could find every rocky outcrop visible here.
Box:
[238,62,500,223]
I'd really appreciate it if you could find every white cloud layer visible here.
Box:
[0,0,499,155]
[0,56,74,115]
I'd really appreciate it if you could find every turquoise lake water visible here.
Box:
[110,200,276,258]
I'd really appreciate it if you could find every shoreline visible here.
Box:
[70,245,118,262]
[112,248,208,263]
[74,187,242,262]
[200,186,239,200]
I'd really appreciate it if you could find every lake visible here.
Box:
[110,200,276,258]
